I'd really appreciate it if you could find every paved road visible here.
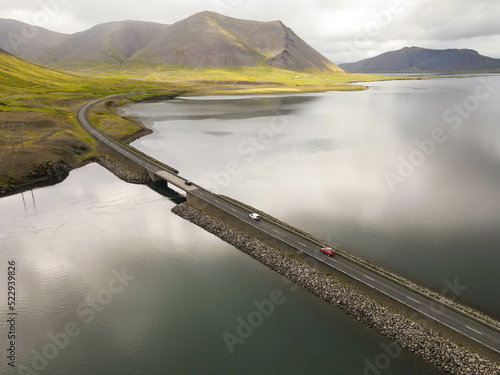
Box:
[78,96,500,354]
[78,95,199,193]
[78,95,165,174]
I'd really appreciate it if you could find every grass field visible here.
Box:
[56,61,406,94]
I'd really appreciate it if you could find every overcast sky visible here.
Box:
[1,0,499,63]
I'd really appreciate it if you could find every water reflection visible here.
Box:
[121,95,318,122]
[0,164,442,375]
[123,78,500,316]
[20,189,38,215]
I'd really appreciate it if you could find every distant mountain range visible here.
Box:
[339,47,500,73]
[0,12,342,72]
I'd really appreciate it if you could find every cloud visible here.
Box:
[0,0,498,63]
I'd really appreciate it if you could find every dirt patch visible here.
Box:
[26,97,92,112]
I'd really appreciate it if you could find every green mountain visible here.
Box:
[128,11,342,72]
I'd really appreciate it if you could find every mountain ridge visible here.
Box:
[0,12,342,72]
[339,47,500,73]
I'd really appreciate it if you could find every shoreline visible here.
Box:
[0,73,445,196]
[4,89,500,328]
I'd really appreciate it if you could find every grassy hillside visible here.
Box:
[0,49,89,95]
[0,50,178,195]
[0,49,178,98]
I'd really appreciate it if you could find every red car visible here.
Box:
[321,247,335,257]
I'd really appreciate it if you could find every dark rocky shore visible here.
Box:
[0,140,151,198]
[172,203,500,375]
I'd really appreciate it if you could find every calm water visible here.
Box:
[122,77,500,318]
[0,166,440,374]
[4,77,499,374]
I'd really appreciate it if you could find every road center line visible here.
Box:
[298,242,307,247]
[363,275,375,281]
[465,325,483,335]
[407,296,421,305]
[273,229,280,233]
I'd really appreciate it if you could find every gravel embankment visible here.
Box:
[172,203,500,375]
[91,155,151,184]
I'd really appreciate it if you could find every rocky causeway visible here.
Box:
[172,203,500,375]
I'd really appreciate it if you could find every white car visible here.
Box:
[249,213,260,221]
